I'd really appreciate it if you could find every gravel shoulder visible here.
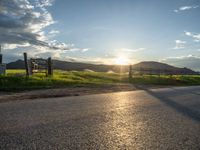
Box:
[0,84,174,103]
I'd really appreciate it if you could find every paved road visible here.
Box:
[0,86,200,149]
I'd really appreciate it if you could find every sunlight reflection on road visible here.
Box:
[96,92,147,149]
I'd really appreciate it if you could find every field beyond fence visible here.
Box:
[1,69,200,91]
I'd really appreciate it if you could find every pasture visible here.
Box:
[1,69,200,91]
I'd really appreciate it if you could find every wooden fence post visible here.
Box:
[47,57,53,76]
[129,65,132,81]
[29,58,33,75]
[0,45,2,64]
[23,52,30,77]
[0,54,2,64]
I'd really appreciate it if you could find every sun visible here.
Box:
[115,56,129,65]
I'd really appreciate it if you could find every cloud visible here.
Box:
[121,48,146,52]
[48,40,73,50]
[0,0,52,47]
[0,0,78,52]
[36,0,54,8]
[174,5,199,12]
[81,48,90,52]
[173,40,186,49]
[3,43,31,50]
[162,54,194,60]
[48,29,60,38]
[184,31,200,42]
[49,30,60,35]
[162,55,200,71]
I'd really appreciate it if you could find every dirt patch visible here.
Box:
[0,84,171,103]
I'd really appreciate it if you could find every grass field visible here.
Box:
[1,69,200,91]
[0,70,127,91]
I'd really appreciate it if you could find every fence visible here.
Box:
[0,64,6,75]
[23,53,53,77]
[128,64,195,80]
[0,51,6,75]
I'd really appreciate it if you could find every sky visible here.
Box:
[1,0,200,70]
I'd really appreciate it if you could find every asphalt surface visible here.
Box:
[0,86,200,150]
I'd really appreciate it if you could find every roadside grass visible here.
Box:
[1,69,200,91]
[0,70,128,91]
[130,74,200,85]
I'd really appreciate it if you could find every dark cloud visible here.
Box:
[0,14,24,28]
[0,0,70,50]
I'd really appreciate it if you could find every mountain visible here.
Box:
[132,61,197,75]
[6,59,25,69]
[6,59,198,75]
[6,59,128,73]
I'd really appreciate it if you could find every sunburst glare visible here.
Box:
[115,56,130,65]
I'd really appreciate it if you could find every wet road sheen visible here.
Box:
[0,86,200,149]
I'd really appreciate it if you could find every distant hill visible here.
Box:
[6,59,198,75]
[6,59,127,73]
[132,61,197,75]
[6,60,25,69]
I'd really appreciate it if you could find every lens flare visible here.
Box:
[115,56,129,65]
